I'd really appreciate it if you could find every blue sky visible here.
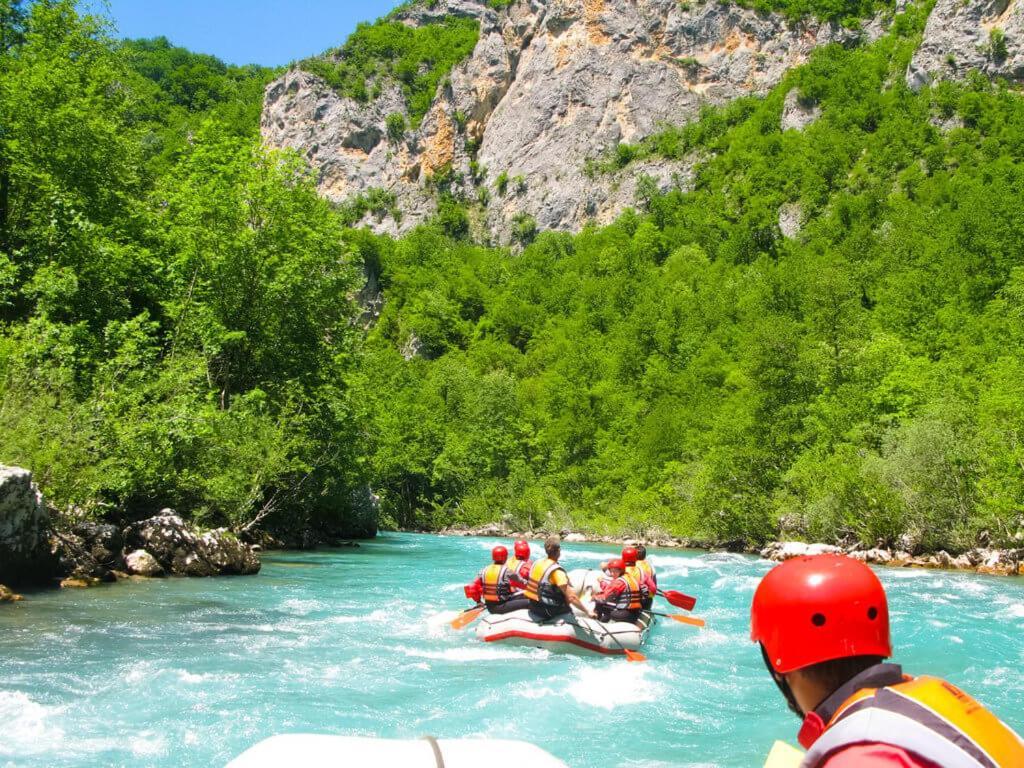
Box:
[89,0,402,66]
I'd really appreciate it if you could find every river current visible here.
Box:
[1,532,1022,767]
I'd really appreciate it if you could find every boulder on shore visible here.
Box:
[0,466,57,585]
[0,584,24,602]
[124,511,260,577]
[125,549,163,577]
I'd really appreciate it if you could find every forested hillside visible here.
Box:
[1,0,1023,552]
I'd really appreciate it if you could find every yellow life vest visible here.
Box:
[803,675,1024,768]
[523,558,566,608]
[481,563,510,603]
[636,559,655,581]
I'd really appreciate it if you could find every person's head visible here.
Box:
[544,536,561,560]
[514,540,530,560]
[607,558,625,577]
[622,546,638,566]
[491,545,508,564]
[636,544,647,561]
[750,554,891,717]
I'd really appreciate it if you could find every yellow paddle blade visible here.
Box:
[624,649,647,662]
[450,606,485,629]
[763,741,804,768]
[668,614,705,627]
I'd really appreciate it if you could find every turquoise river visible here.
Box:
[1,533,1022,767]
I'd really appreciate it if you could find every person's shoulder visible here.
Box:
[821,743,940,768]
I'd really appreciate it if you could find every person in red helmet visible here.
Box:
[592,558,643,623]
[750,554,1024,768]
[470,545,531,614]
[634,544,657,609]
[621,546,654,610]
[506,539,533,593]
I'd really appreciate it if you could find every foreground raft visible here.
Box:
[475,569,655,656]
[227,735,568,768]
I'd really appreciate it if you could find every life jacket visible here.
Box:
[480,563,511,604]
[636,559,656,586]
[523,558,567,608]
[609,573,643,611]
[625,565,650,600]
[506,557,532,590]
[802,674,1024,768]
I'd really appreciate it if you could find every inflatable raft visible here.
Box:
[227,735,568,768]
[474,569,654,656]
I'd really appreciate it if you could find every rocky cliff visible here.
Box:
[262,0,887,244]
[262,0,1022,244]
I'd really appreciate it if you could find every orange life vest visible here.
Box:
[523,558,566,608]
[480,563,511,604]
[624,565,650,600]
[506,557,531,590]
[803,675,1024,768]
[609,572,643,611]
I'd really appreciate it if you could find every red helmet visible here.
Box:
[621,547,638,566]
[491,545,508,564]
[751,554,891,674]
[607,558,625,572]
[514,540,530,559]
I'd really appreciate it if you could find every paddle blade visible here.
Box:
[660,590,697,611]
[668,614,705,628]
[450,605,485,629]
[624,649,647,662]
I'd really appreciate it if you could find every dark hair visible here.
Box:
[800,655,885,695]
[636,544,647,560]
[544,536,561,558]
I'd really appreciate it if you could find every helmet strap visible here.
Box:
[760,644,804,719]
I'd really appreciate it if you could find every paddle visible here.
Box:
[599,624,647,662]
[450,604,485,629]
[651,611,705,628]
[658,589,697,611]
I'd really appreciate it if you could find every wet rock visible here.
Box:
[125,549,164,577]
[124,511,261,577]
[0,466,57,585]
[0,584,24,602]
[60,576,99,588]
[564,532,588,542]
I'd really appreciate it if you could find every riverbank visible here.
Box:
[431,524,1024,577]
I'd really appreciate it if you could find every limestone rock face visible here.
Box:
[0,466,55,585]
[124,511,261,577]
[262,0,883,244]
[908,0,1024,89]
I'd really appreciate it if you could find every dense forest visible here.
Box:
[1,0,1023,552]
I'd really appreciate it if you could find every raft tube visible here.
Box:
[226,735,568,768]
[474,569,655,656]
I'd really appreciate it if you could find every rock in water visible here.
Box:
[0,584,24,602]
[0,466,56,585]
[125,549,164,577]
[124,511,261,577]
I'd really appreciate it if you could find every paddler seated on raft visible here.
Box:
[471,546,532,615]
[621,546,655,611]
[505,539,533,594]
[592,558,643,624]
[751,553,1024,768]
[634,544,657,610]
[524,536,594,621]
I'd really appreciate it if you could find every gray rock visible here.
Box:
[0,466,56,585]
[778,202,803,239]
[780,88,820,132]
[124,512,261,577]
[908,0,1024,89]
[125,549,164,577]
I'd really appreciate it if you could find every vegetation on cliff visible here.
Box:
[349,4,1024,552]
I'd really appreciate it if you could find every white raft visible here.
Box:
[474,569,654,656]
[227,735,568,768]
